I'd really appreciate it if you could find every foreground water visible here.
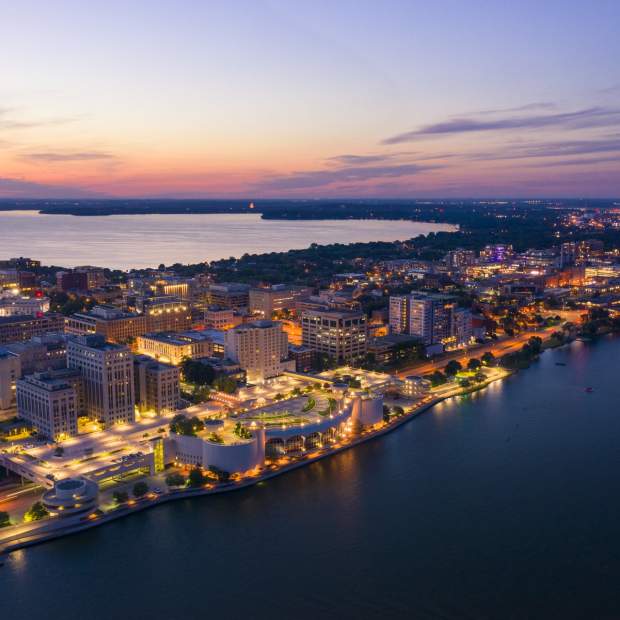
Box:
[2,338,620,619]
[0,211,454,269]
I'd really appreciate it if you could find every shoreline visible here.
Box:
[0,369,509,558]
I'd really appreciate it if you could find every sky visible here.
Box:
[1,0,619,199]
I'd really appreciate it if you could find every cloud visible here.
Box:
[254,162,437,191]
[0,107,79,132]
[383,106,620,144]
[476,102,557,115]
[0,177,107,199]
[21,151,116,163]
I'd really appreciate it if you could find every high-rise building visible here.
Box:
[3,333,68,375]
[0,349,20,410]
[301,309,368,364]
[133,355,180,415]
[389,293,471,348]
[445,249,476,269]
[16,369,83,439]
[224,320,288,383]
[67,335,135,427]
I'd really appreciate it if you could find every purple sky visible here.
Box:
[1,0,619,198]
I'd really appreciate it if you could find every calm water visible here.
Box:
[0,211,454,270]
[2,338,619,619]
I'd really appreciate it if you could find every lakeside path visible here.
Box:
[0,367,509,558]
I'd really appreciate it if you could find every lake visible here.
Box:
[0,211,454,270]
[2,337,619,619]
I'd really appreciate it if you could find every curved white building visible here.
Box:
[172,423,265,474]
[42,477,99,517]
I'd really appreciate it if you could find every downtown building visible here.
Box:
[224,320,289,383]
[16,368,84,440]
[133,355,180,416]
[249,284,313,319]
[301,309,368,365]
[0,313,65,345]
[67,335,135,427]
[389,293,472,349]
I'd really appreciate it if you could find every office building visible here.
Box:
[16,370,83,439]
[0,313,65,345]
[3,333,68,375]
[0,295,50,317]
[389,293,471,348]
[66,305,147,342]
[0,349,20,410]
[301,309,368,364]
[137,329,225,365]
[134,355,180,415]
[207,283,250,309]
[204,306,239,330]
[249,284,312,318]
[224,320,288,383]
[67,335,135,426]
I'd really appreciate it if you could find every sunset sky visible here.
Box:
[1,0,619,199]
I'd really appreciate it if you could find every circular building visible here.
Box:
[42,477,99,518]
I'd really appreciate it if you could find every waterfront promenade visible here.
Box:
[0,367,508,557]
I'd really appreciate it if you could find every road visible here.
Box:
[396,323,566,378]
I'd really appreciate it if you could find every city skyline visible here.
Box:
[2,0,620,199]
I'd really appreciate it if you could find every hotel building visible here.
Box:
[224,320,289,383]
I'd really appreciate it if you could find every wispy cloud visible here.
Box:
[254,162,437,191]
[0,177,106,198]
[21,151,116,163]
[383,107,620,144]
[0,107,79,132]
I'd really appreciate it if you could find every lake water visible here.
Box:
[0,211,454,270]
[2,337,619,619]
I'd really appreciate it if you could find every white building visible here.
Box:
[67,335,135,427]
[16,370,81,439]
[224,320,288,383]
[0,295,50,317]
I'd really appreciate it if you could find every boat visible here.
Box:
[555,362,567,366]
[585,387,594,393]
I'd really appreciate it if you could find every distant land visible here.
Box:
[0,198,618,222]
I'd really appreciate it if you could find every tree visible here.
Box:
[467,358,481,371]
[429,370,446,387]
[382,405,391,422]
[392,405,405,417]
[444,360,462,376]
[132,481,149,498]
[481,352,496,366]
[113,491,129,504]
[53,445,64,457]
[165,473,186,487]
[0,511,10,527]
[213,375,237,394]
[188,467,206,487]
[170,414,204,436]
[24,501,49,522]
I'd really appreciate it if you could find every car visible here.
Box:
[153,487,163,494]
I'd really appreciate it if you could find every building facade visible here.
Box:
[301,309,368,364]
[224,320,288,383]
[67,335,135,427]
